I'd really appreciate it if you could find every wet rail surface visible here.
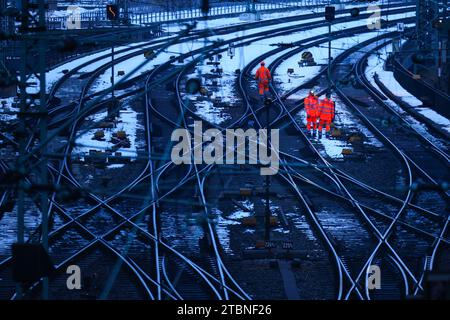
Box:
[2,4,447,300]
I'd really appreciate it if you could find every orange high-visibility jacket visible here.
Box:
[319,98,335,120]
[304,94,319,117]
[255,66,271,84]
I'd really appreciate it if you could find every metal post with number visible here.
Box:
[16,0,49,299]
[325,6,335,79]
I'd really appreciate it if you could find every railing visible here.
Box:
[47,0,343,28]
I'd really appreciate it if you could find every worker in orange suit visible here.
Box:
[318,92,335,138]
[304,89,319,136]
[255,61,271,101]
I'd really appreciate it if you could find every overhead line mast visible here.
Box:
[15,0,49,299]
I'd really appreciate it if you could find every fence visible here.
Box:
[47,0,342,28]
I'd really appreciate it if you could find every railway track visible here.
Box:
[339,39,450,297]
[165,20,429,299]
[249,35,409,300]
[2,3,446,300]
[322,32,448,294]
[167,22,448,299]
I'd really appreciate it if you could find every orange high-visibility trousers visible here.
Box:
[318,118,332,132]
[318,98,334,133]
[258,80,269,95]
[304,95,319,130]
[306,116,318,130]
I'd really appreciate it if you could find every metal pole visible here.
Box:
[328,22,331,77]
[438,40,442,88]
[16,0,48,299]
[16,15,27,301]
[38,0,49,299]
[124,0,128,23]
[15,0,30,300]
[265,102,270,242]
[111,20,115,98]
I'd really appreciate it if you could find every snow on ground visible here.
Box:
[275,21,415,93]
[0,97,19,122]
[56,5,415,97]
[366,43,422,106]
[332,93,383,148]
[6,4,413,112]
[17,40,164,97]
[318,136,351,159]
[107,163,126,169]
[47,7,99,19]
[212,208,236,254]
[274,32,382,93]
[181,11,415,125]
[291,87,382,160]
[89,46,198,93]
[211,200,254,253]
[213,208,243,254]
[280,25,421,160]
[3,3,415,103]
[73,100,144,159]
[416,108,450,130]
[189,99,232,125]
[366,42,450,135]
[0,205,41,257]
[283,32,413,159]
[166,2,415,33]
[285,211,317,241]
[1,6,416,155]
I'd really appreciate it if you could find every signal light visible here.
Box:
[325,6,335,22]
[432,17,444,29]
[106,4,119,21]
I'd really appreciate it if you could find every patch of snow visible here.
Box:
[191,99,232,125]
[73,101,141,158]
[211,208,234,254]
[46,5,415,99]
[165,2,414,33]
[285,211,317,241]
[0,97,19,121]
[273,227,290,234]
[318,136,350,159]
[181,22,415,125]
[107,164,126,169]
[416,108,450,131]
[0,205,41,257]
[366,46,422,107]
[293,88,380,159]
[366,42,450,135]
